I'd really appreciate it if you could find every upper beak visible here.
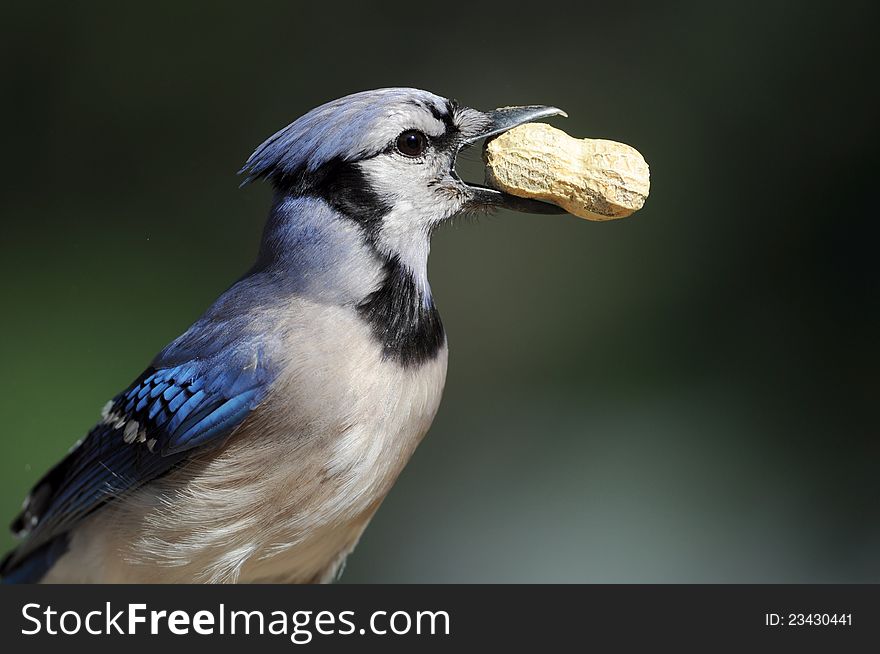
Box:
[458,105,568,214]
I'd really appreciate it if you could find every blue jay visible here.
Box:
[1,88,564,583]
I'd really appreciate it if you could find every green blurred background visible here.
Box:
[1,1,877,582]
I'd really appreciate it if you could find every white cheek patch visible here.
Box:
[357,155,464,299]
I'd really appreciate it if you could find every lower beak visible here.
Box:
[458,105,568,214]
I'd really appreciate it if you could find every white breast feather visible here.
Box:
[43,299,448,583]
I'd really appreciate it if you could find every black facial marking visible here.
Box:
[357,256,445,367]
[310,157,391,239]
[427,102,460,150]
[427,102,455,131]
[270,156,391,242]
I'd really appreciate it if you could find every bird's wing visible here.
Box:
[1,353,272,578]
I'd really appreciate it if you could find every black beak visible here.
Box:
[458,105,568,214]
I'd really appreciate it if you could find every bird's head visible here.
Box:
[241,88,565,288]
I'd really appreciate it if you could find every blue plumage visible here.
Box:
[2,88,565,583]
[2,316,274,580]
[241,88,452,184]
[0,537,69,584]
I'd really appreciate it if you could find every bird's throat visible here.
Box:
[356,256,445,367]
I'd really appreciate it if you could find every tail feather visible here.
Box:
[0,535,69,584]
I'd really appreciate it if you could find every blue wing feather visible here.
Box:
[0,269,287,582]
[1,349,273,580]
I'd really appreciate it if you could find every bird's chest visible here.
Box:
[274,299,448,474]
[66,304,448,583]
[228,301,448,579]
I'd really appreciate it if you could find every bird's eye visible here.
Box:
[396,130,428,157]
